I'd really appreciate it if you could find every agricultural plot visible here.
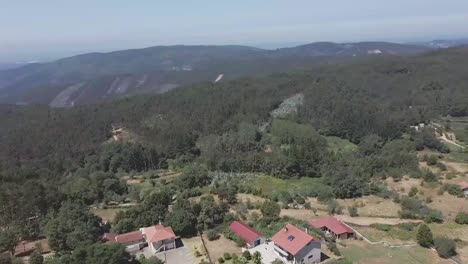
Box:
[340,240,452,264]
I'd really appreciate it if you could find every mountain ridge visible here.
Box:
[0,41,443,107]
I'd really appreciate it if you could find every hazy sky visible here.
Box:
[1,0,468,62]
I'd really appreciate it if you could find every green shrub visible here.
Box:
[426,155,438,166]
[423,170,437,182]
[397,222,418,231]
[409,187,418,197]
[348,206,358,217]
[223,253,231,260]
[424,210,444,223]
[372,224,391,232]
[296,196,306,204]
[327,242,341,256]
[416,224,433,248]
[242,250,252,260]
[206,229,219,241]
[436,162,447,171]
[29,251,43,264]
[327,200,343,215]
[434,237,457,258]
[218,257,225,263]
[260,200,281,218]
[455,212,468,224]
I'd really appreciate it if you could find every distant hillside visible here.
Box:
[1,46,468,181]
[273,41,431,56]
[0,42,433,106]
[417,38,468,49]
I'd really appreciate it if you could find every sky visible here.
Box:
[1,0,468,62]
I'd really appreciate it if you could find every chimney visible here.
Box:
[284,227,288,232]
[304,227,308,234]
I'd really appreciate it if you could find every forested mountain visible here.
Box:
[0,46,467,181]
[0,42,432,107]
[1,45,467,263]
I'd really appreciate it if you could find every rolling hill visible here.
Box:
[0,42,433,107]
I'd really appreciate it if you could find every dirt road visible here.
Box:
[336,215,422,226]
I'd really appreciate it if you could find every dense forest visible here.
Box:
[1,46,468,263]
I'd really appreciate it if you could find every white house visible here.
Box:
[141,224,177,254]
[104,224,177,254]
[271,224,321,264]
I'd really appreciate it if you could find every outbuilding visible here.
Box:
[229,221,266,248]
[309,217,354,239]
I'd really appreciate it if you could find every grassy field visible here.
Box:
[447,151,468,163]
[351,225,417,244]
[91,207,128,222]
[340,240,452,264]
[203,234,242,264]
[326,136,358,153]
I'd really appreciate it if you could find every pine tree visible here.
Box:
[417,224,433,248]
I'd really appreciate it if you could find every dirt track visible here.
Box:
[335,215,422,226]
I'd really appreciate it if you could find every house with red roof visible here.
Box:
[309,217,354,239]
[103,224,177,254]
[142,224,177,254]
[104,230,146,252]
[229,221,266,248]
[271,224,321,264]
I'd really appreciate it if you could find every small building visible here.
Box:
[271,224,321,264]
[142,224,177,254]
[229,221,266,248]
[113,230,146,252]
[309,217,354,239]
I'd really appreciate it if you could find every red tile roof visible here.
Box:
[309,217,353,235]
[103,233,117,243]
[115,230,144,244]
[229,221,264,245]
[143,224,176,243]
[271,224,316,256]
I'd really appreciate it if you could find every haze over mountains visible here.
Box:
[0,40,464,107]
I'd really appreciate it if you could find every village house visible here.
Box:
[104,224,177,254]
[229,221,266,248]
[271,224,321,264]
[309,217,354,240]
[104,230,146,252]
[142,224,177,254]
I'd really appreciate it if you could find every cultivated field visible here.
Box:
[203,234,242,263]
[340,240,453,264]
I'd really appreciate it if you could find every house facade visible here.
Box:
[112,230,146,252]
[271,224,321,264]
[309,217,354,240]
[141,224,177,254]
[229,221,266,248]
[104,224,177,254]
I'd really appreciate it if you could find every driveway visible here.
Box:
[249,241,288,264]
[135,239,195,264]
